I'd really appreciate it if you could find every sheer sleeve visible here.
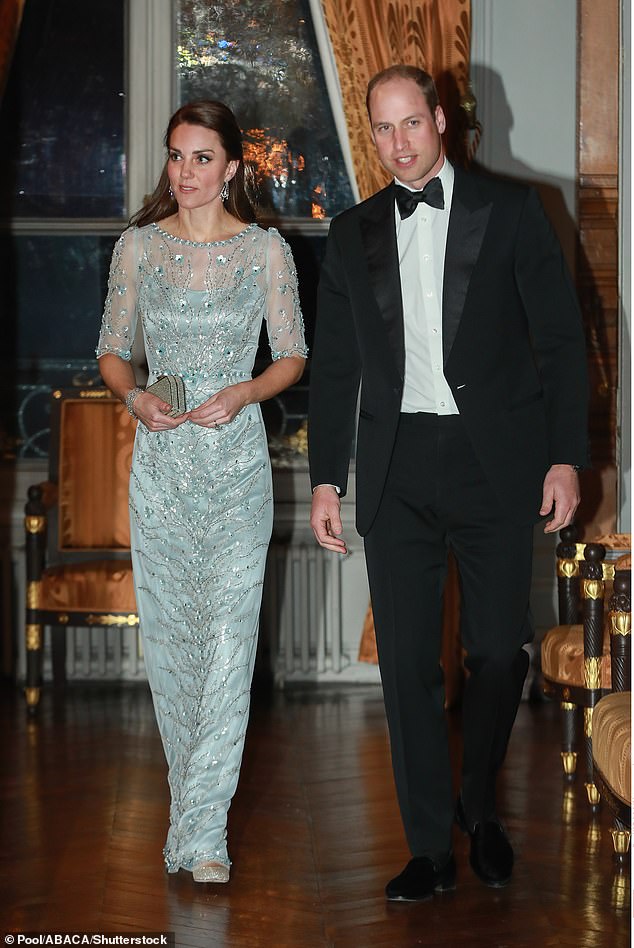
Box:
[264,228,308,361]
[96,227,142,361]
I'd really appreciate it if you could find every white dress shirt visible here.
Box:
[396,159,458,415]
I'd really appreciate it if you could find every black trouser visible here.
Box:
[364,412,533,861]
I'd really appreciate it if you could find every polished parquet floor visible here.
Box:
[0,678,630,947]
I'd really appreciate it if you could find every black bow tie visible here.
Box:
[395,178,444,218]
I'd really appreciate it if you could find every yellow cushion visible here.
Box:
[593,692,631,805]
[40,560,136,614]
[541,623,612,688]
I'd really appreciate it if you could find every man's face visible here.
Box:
[368,77,446,189]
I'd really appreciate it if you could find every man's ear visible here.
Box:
[435,106,447,135]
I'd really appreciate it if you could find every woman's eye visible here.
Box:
[197,155,210,163]
[169,153,181,161]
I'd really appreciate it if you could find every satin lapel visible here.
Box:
[359,184,405,380]
[442,172,492,364]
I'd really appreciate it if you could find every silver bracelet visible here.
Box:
[125,386,144,417]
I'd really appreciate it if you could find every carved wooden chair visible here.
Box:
[592,556,631,865]
[541,527,630,807]
[24,388,137,711]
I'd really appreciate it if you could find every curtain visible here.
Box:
[318,0,471,200]
[308,0,361,204]
[0,0,25,102]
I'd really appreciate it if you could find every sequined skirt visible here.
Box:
[128,401,273,870]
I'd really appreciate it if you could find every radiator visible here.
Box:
[266,543,349,684]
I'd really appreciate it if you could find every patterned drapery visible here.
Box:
[0,0,25,102]
[319,0,471,200]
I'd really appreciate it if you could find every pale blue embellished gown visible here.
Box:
[97,222,306,872]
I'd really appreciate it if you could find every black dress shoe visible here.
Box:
[455,795,513,887]
[385,854,456,902]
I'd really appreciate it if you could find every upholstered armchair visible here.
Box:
[592,556,631,864]
[24,389,137,711]
[541,528,630,807]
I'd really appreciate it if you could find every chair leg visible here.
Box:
[584,707,601,810]
[51,625,67,687]
[560,700,578,779]
[25,621,43,711]
[611,818,631,866]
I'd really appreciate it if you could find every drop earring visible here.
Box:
[168,185,174,198]
[220,181,229,202]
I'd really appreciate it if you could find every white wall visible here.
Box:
[471,0,578,267]
[471,0,579,650]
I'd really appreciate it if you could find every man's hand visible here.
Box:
[310,485,347,554]
[540,464,581,534]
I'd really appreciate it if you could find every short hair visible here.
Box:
[366,65,439,118]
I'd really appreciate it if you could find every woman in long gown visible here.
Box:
[96,101,307,883]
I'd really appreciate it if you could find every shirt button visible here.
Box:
[426,290,433,298]
[432,327,438,334]
[440,401,446,408]
[423,254,431,262]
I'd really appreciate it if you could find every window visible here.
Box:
[175,0,353,219]
[1,0,340,459]
[0,0,126,218]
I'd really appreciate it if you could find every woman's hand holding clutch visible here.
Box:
[134,391,191,432]
[188,383,250,428]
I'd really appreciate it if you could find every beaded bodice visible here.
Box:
[97,222,307,395]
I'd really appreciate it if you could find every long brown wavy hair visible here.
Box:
[130,100,258,228]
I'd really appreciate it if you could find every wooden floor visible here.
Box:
[0,678,630,947]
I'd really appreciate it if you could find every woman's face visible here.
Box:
[167,122,238,211]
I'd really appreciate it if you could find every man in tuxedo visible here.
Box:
[308,65,588,902]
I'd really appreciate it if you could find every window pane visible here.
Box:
[0,233,116,359]
[0,232,117,458]
[176,0,354,218]
[0,0,125,218]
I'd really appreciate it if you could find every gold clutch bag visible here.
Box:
[145,375,187,418]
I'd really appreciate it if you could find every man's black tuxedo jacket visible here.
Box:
[308,168,589,535]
